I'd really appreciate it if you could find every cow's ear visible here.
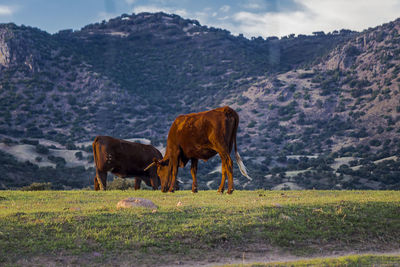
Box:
[160,159,169,166]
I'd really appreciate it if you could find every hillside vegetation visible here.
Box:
[0,12,399,190]
[0,190,399,266]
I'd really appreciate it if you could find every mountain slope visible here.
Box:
[0,13,399,190]
[225,18,400,189]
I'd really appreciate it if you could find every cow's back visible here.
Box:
[167,106,238,160]
[93,136,162,176]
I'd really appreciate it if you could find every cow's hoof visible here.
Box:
[227,189,234,194]
[192,188,198,193]
[217,190,224,194]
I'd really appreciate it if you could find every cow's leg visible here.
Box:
[217,156,227,194]
[149,169,159,190]
[174,180,180,191]
[134,178,141,190]
[150,180,158,190]
[217,170,226,193]
[94,176,100,191]
[168,162,179,193]
[96,169,107,191]
[218,152,234,194]
[143,178,157,189]
[225,155,234,194]
[190,158,198,193]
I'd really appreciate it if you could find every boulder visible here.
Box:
[116,197,157,209]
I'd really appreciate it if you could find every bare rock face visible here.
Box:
[0,29,11,67]
[116,197,157,209]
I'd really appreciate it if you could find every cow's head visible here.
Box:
[144,158,170,192]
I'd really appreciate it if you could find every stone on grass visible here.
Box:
[116,197,157,210]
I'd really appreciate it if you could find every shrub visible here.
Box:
[298,72,315,79]
[345,45,361,57]
[278,101,298,116]
[316,99,323,108]
[277,155,287,163]
[25,126,43,138]
[66,142,77,150]
[369,139,382,147]
[21,182,52,191]
[67,95,77,106]
[277,94,285,102]
[3,138,16,145]
[21,139,39,145]
[35,144,49,154]
[236,96,249,105]
[293,92,302,99]
[376,126,385,134]
[287,84,296,92]
[75,151,83,160]
[48,155,66,167]
[108,178,134,190]
[247,121,256,128]
[350,128,369,138]
[86,155,94,163]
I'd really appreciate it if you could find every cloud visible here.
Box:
[0,5,14,16]
[220,5,230,13]
[232,0,400,38]
[218,16,230,21]
[297,0,400,32]
[98,11,118,22]
[233,11,282,37]
[132,5,188,18]
[241,1,264,10]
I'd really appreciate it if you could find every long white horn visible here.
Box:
[144,162,156,171]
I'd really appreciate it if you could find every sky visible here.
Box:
[0,0,400,38]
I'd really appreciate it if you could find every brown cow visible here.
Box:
[92,136,162,190]
[145,106,251,194]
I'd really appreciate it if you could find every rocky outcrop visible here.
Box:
[0,29,11,67]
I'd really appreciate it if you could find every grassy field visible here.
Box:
[0,190,399,266]
[225,254,400,267]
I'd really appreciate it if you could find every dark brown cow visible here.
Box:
[145,106,251,194]
[93,136,162,190]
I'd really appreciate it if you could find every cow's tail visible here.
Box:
[233,114,252,181]
[92,136,99,169]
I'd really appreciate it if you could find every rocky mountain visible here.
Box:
[0,12,399,190]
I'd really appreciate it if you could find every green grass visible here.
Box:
[225,254,400,266]
[0,190,399,266]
